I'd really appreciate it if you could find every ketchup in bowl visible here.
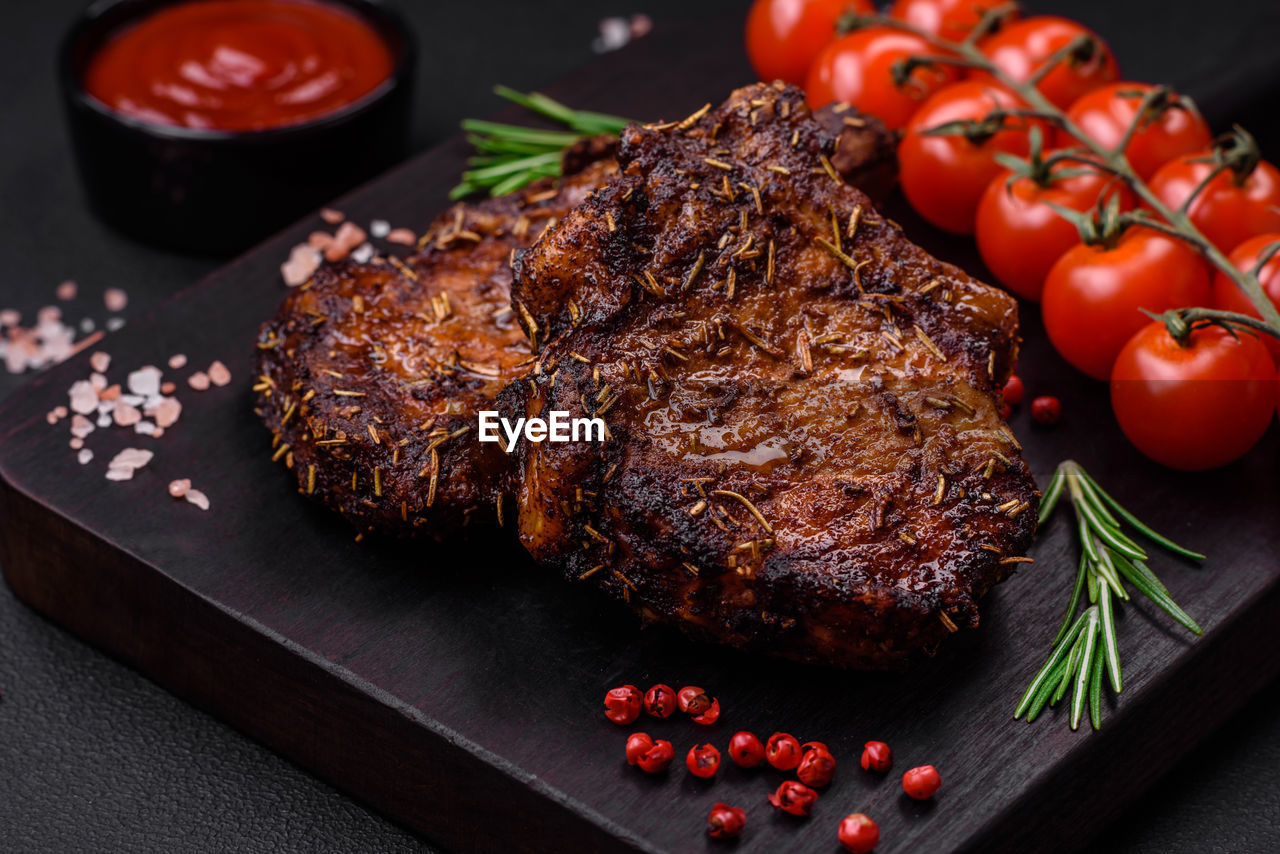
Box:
[84,0,393,132]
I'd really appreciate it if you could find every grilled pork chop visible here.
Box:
[255,107,895,538]
[508,82,1037,668]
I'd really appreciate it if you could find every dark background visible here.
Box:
[2,1,1279,851]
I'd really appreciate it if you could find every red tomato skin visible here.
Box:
[1041,228,1212,380]
[746,0,876,86]
[976,16,1118,109]
[888,0,1021,43]
[1211,233,1280,361]
[899,81,1044,234]
[1149,154,1280,255]
[804,28,960,128]
[1111,323,1277,470]
[976,166,1132,300]
[1062,83,1211,180]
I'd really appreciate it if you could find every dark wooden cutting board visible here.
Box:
[3,17,1279,854]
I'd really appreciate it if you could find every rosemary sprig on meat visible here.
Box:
[1015,460,1204,730]
[451,86,632,200]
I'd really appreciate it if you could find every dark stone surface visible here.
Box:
[0,1,1277,852]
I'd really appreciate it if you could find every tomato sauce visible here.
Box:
[84,0,393,132]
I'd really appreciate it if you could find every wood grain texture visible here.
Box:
[2,21,1279,854]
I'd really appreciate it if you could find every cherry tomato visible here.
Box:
[804,28,961,129]
[1041,227,1212,380]
[976,16,1118,109]
[976,161,1131,300]
[1212,234,1280,361]
[1062,82,1211,180]
[838,813,880,853]
[1111,322,1277,470]
[899,81,1046,234]
[1149,152,1280,255]
[888,0,1020,43]
[746,0,876,86]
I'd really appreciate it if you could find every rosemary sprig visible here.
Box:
[1015,460,1204,730]
[451,86,633,200]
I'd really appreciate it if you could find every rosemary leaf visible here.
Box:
[1088,640,1106,730]
[1015,608,1089,719]
[1051,553,1089,647]
[1039,466,1066,522]
[1098,580,1123,693]
[1111,556,1203,635]
[1078,471,1206,560]
[1070,610,1100,730]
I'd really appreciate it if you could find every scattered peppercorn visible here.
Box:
[686,743,722,778]
[1030,395,1061,426]
[838,813,880,853]
[860,741,892,773]
[707,803,746,839]
[691,697,721,725]
[728,731,765,768]
[902,765,942,800]
[765,732,802,770]
[1003,374,1025,406]
[797,742,836,787]
[676,685,713,715]
[625,732,653,766]
[768,780,819,816]
[636,738,675,773]
[604,685,642,725]
[643,684,677,719]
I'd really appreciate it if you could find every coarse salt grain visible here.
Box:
[281,243,322,287]
[114,403,142,426]
[70,414,94,438]
[350,243,375,264]
[386,228,416,245]
[154,397,182,428]
[90,351,110,373]
[320,208,344,224]
[135,421,157,436]
[0,309,18,326]
[188,371,210,391]
[69,380,98,414]
[69,437,83,450]
[208,361,231,387]
[104,288,128,312]
[185,489,210,510]
[168,479,191,498]
[127,366,162,397]
[168,353,187,369]
[369,219,391,238]
[160,381,176,395]
[324,221,368,262]
[78,449,93,465]
[56,281,78,301]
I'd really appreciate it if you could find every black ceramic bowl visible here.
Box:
[60,0,415,255]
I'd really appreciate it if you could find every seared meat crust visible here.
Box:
[255,106,897,539]
[508,83,1037,668]
[254,158,616,535]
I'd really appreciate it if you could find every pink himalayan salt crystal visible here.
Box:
[69,437,84,450]
[56,280,77,301]
[185,489,210,510]
[104,288,128,312]
[154,397,182,429]
[168,353,187,370]
[90,351,111,373]
[281,243,321,287]
[69,380,98,414]
[160,381,176,395]
[308,231,334,250]
[113,403,142,427]
[0,309,19,326]
[168,479,191,498]
[324,221,367,262]
[320,207,344,224]
[70,414,94,438]
[188,371,210,391]
[207,361,231,387]
[386,228,416,245]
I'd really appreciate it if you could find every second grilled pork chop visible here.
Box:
[508,83,1037,668]
[255,107,895,538]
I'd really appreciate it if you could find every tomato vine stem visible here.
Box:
[843,9,1280,343]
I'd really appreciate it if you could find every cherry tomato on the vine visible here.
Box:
[1062,82,1211,180]
[976,160,1132,300]
[1211,233,1280,361]
[746,0,876,86]
[888,0,1021,43]
[804,27,961,129]
[976,15,1118,110]
[1111,322,1277,470]
[1149,151,1280,255]
[1041,226,1212,380]
[899,80,1047,234]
